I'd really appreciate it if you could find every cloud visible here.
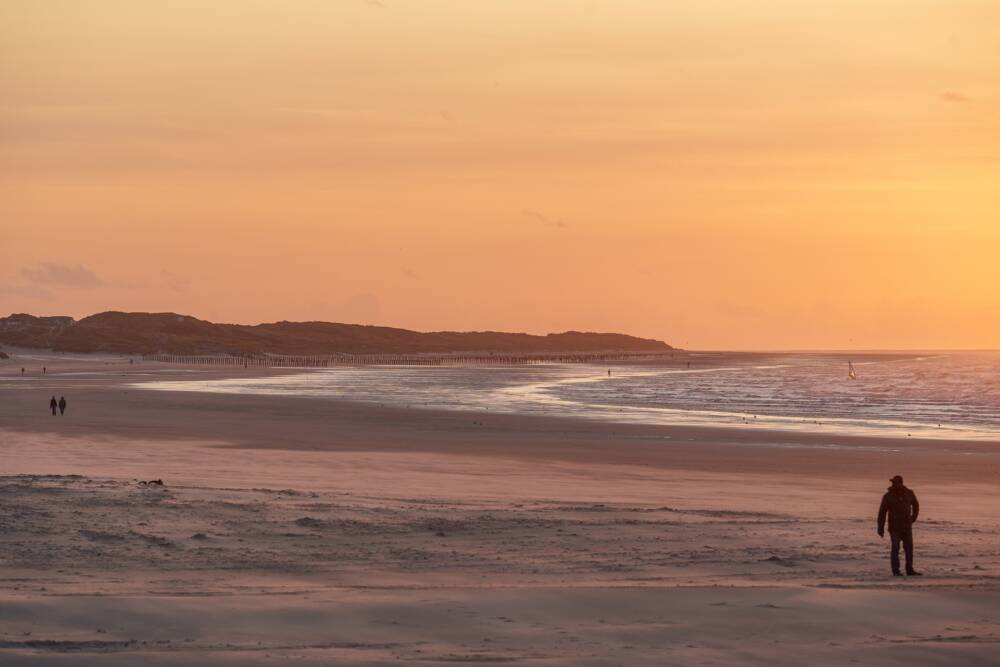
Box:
[160,269,191,292]
[939,91,969,103]
[400,267,419,280]
[19,262,103,288]
[522,209,569,229]
[1,283,56,302]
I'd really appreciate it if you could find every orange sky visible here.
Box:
[2,1,998,349]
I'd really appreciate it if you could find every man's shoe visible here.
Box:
[906,570,923,576]
[892,571,903,576]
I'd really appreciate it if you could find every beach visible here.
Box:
[1,356,999,665]
[7,0,998,662]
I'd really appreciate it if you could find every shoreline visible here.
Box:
[7,350,1000,447]
[3,358,999,665]
[3,362,1000,490]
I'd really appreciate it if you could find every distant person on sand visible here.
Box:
[877,475,922,576]
[58,396,67,415]
[49,396,58,416]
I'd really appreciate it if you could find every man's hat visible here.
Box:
[890,475,904,483]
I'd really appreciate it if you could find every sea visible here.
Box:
[134,351,1000,442]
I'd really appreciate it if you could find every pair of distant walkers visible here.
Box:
[877,475,921,576]
[49,395,67,416]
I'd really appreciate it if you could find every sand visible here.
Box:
[1,354,999,665]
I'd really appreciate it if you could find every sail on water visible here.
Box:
[848,361,857,380]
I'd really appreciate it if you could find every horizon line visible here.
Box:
[5,311,998,353]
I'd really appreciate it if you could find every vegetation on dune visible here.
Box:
[0,312,672,356]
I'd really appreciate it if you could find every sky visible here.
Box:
[2,1,998,350]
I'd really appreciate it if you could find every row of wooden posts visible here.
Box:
[141,352,670,368]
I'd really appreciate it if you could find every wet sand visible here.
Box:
[1,356,999,665]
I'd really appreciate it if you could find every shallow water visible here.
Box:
[134,352,1000,441]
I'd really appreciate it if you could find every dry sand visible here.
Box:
[1,354,999,665]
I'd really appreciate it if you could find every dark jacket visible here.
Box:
[878,486,919,534]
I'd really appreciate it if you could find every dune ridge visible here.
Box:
[0,311,672,356]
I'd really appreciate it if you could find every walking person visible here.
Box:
[877,475,922,576]
[49,395,58,416]
[58,396,67,416]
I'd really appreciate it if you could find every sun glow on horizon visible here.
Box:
[2,1,999,349]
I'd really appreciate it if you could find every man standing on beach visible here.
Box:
[49,395,58,416]
[58,396,67,416]
[877,475,922,576]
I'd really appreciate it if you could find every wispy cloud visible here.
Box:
[19,263,104,288]
[160,269,191,292]
[939,91,969,103]
[1,283,56,302]
[522,209,568,229]
[400,267,419,280]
